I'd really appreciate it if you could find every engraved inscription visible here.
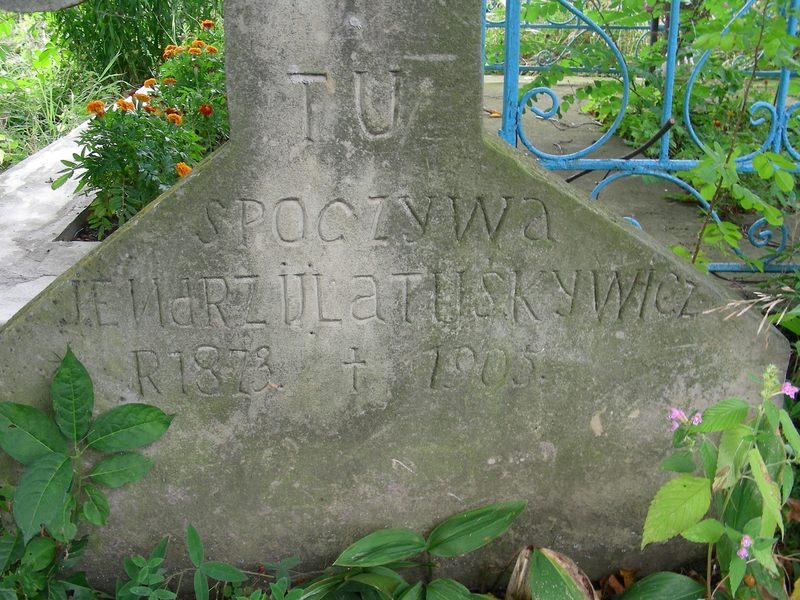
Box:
[343,347,366,392]
[354,70,401,139]
[288,72,328,141]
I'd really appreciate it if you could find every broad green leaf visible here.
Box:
[426,579,473,600]
[618,572,704,599]
[747,448,783,538]
[88,453,153,488]
[13,453,73,543]
[641,476,711,548]
[426,500,526,557]
[87,404,173,452]
[0,590,15,600]
[346,573,402,598]
[695,399,748,433]
[680,519,724,544]
[775,170,794,193]
[47,494,77,542]
[334,529,426,567]
[186,524,204,567]
[0,403,68,465]
[81,485,109,526]
[22,536,56,571]
[727,555,746,598]
[193,571,208,600]
[782,465,794,504]
[396,582,423,600]
[51,348,94,442]
[751,538,778,576]
[659,451,695,473]
[529,549,595,600]
[698,441,717,479]
[715,425,751,490]
[298,575,346,600]
[779,409,800,458]
[0,533,22,571]
[200,561,247,582]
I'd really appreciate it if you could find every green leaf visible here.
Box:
[779,409,800,458]
[641,476,711,548]
[0,403,68,465]
[680,519,724,544]
[659,451,695,473]
[334,529,426,567]
[748,448,783,538]
[618,572,704,599]
[396,582,423,600]
[46,494,77,543]
[22,536,56,571]
[426,579,473,600]
[87,404,173,452]
[88,453,153,488]
[298,576,346,600]
[13,453,73,543]
[51,348,94,442]
[193,571,208,600]
[751,537,778,576]
[51,172,71,190]
[698,441,717,479]
[775,170,794,193]
[782,465,794,504]
[200,561,247,583]
[425,500,526,557]
[186,524,204,567]
[81,485,109,526]
[0,533,23,571]
[529,549,596,600]
[727,554,746,598]
[695,399,749,432]
[342,573,402,599]
[149,537,169,562]
[715,424,751,490]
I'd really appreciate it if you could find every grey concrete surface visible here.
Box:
[0,124,97,326]
[0,1,790,591]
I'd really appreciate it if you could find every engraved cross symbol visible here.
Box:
[343,347,366,392]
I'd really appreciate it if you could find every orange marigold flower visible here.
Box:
[115,99,135,111]
[176,162,192,177]
[188,47,202,55]
[198,103,213,117]
[86,100,105,114]
[133,92,149,102]
[191,39,206,48]
[143,78,156,87]
[175,46,186,54]
[205,45,219,54]
[167,113,183,125]
[164,107,180,115]
[162,44,177,59]
[143,105,159,114]
[201,19,215,29]
[162,77,177,85]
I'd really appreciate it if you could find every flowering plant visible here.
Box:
[52,19,227,239]
[642,365,800,598]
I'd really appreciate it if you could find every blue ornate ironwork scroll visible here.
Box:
[488,0,800,273]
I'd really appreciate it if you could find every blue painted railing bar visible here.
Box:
[489,0,800,273]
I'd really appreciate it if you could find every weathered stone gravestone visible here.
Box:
[0,0,789,586]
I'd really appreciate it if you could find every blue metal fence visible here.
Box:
[487,0,800,273]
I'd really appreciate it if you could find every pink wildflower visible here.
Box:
[781,381,799,399]
[691,412,702,425]
[737,547,748,560]
[741,534,752,548]
[671,420,680,432]
[669,408,688,422]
